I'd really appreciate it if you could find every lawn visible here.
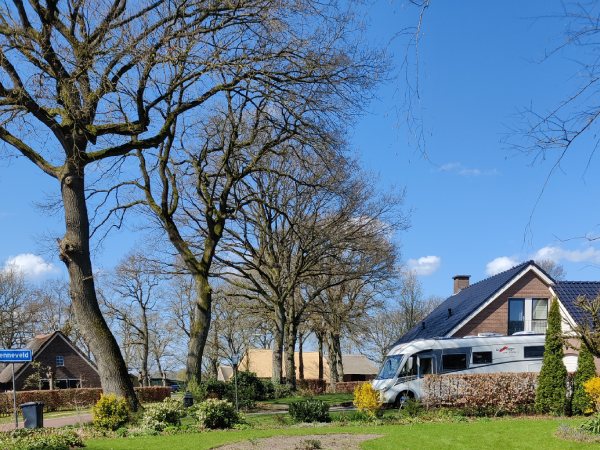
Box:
[261,392,353,406]
[85,417,595,450]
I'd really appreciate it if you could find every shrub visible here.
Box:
[197,399,241,429]
[573,345,598,415]
[288,398,330,423]
[203,379,233,400]
[353,382,382,418]
[581,413,600,435]
[186,378,208,402]
[585,377,600,411]
[0,428,83,450]
[92,394,130,430]
[273,383,294,399]
[535,299,567,415]
[141,397,184,431]
[423,372,537,415]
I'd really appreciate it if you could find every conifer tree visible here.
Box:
[535,299,567,415]
[572,343,597,415]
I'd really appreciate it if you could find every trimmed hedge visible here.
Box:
[0,386,170,414]
[327,381,363,394]
[423,372,538,415]
[297,379,327,394]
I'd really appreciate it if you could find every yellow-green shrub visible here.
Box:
[353,382,382,418]
[584,377,600,411]
[92,394,130,430]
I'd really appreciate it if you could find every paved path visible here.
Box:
[0,413,92,431]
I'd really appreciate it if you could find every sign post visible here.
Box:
[0,349,33,429]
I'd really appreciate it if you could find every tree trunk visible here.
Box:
[298,332,304,381]
[284,312,298,390]
[272,301,285,384]
[141,310,150,387]
[58,168,138,410]
[185,275,212,383]
[317,332,324,381]
[334,333,344,381]
[327,332,339,391]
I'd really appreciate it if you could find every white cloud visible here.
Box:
[407,255,441,276]
[438,162,498,177]
[533,245,600,264]
[3,253,58,278]
[486,256,520,276]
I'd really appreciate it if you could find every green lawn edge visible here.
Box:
[85,417,596,450]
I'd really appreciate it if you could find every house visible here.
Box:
[217,348,378,382]
[395,260,600,371]
[0,331,101,391]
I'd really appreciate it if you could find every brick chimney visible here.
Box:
[453,275,470,294]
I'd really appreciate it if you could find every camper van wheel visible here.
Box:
[394,391,414,408]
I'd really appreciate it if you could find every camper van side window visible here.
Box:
[472,351,492,364]
[442,354,467,372]
[524,346,545,358]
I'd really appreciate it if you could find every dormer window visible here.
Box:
[56,355,64,367]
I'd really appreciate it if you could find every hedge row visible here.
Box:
[327,381,364,394]
[422,373,538,415]
[297,379,327,394]
[0,386,171,414]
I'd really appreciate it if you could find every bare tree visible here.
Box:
[102,252,162,386]
[0,1,275,407]
[0,269,34,348]
[536,259,566,281]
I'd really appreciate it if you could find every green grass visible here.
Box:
[85,418,596,450]
[261,392,353,406]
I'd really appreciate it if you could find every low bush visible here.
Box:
[288,398,330,423]
[0,428,84,450]
[423,373,537,415]
[581,413,600,435]
[140,397,184,431]
[584,377,600,411]
[353,382,382,418]
[273,383,294,399]
[197,399,241,429]
[92,394,130,430]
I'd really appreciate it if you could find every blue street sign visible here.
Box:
[0,349,32,363]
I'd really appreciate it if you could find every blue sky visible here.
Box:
[2,1,600,300]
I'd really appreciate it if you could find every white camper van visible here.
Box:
[372,334,547,406]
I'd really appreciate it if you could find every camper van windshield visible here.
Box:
[376,355,403,380]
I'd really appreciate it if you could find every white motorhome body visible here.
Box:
[372,334,547,405]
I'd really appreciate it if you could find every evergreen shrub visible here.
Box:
[572,344,597,415]
[535,299,567,415]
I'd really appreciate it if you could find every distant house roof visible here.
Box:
[0,331,96,384]
[394,260,551,345]
[220,348,378,381]
[553,281,600,326]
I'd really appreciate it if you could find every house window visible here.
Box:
[472,351,492,364]
[508,298,549,334]
[442,354,467,372]
[56,356,64,367]
[524,346,545,358]
[508,298,525,335]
